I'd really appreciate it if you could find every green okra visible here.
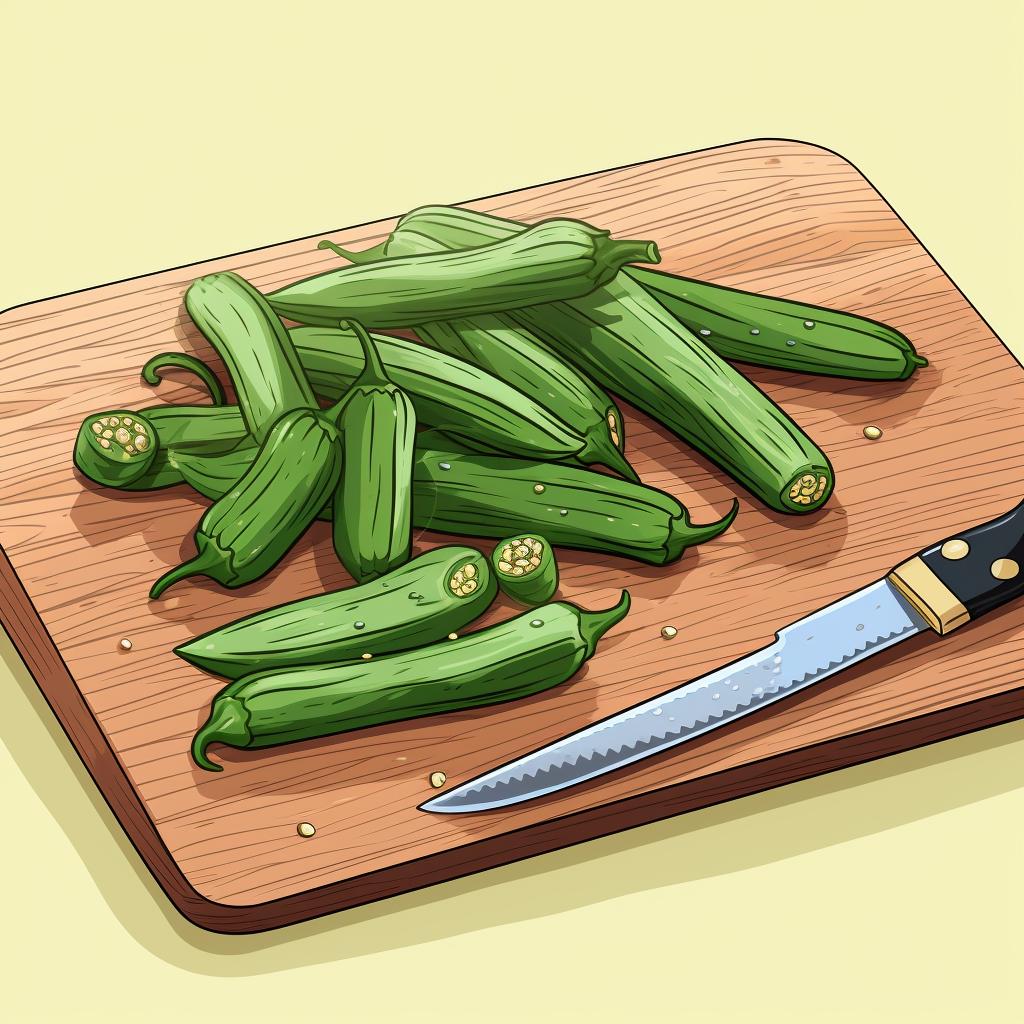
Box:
[331,321,417,583]
[491,534,559,607]
[185,272,317,442]
[172,444,737,566]
[268,219,659,329]
[321,238,635,481]
[176,545,497,679]
[149,408,340,598]
[628,267,927,381]
[191,591,631,771]
[378,206,833,514]
[291,325,601,468]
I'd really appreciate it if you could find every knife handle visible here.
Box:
[888,499,1024,634]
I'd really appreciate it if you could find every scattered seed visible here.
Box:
[118,638,133,651]
[699,328,711,336]
[448,633,459,641]
[863,425,883,440]
[361,653,372,660]
[438,462,451,471]
[533,484,545,494]
[661,625,678,639]
[354,620,365,630]
[429,771,447,788]
[749,328,760,335]
[297,822,316,838]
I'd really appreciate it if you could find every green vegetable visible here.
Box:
[185,272,316,442]
[175,545,497,679]
[172,444,737,566]
[149,408,340,598]
[74,410,157,486]
[491,534,558,606]
[331,321,417,583]
[381,206,834,514]
[322,239,636,481]
[191,591,631,771]
[629,267,927,381]
[291,325,603,468]
[268,219,659,329]
[141,352,227,406]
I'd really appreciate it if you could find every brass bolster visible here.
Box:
[887,557,970,635]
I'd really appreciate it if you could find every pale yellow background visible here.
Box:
[2,2,1022,1021]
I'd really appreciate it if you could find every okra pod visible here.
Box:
[382,207,834,515]
[172,445,737,566]
[191,592,631,771]
[268,219,659,329]
[176,545,497,679]
[185,272,317,442]
[491,534,559,606]
[291,326,598,467]
[74,410,158,487]
[149,408,340,598]
[322,238,635,480]
[331,321,417,583]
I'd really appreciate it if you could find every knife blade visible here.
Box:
[421,498,1024,814]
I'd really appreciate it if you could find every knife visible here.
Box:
[421,498,1024,814]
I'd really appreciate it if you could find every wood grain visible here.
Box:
[1,139,1022,933]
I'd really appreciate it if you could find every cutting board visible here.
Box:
[2,139,1022,934]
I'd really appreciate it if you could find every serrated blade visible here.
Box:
[421,579,929,813]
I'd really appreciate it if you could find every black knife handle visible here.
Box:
[888,499,1024,634]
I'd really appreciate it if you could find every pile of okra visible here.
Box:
[75,205,926,771]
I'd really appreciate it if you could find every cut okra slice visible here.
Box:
[490,533,558,607]
[74,409,158,486]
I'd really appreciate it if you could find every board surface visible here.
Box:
[2,139,1022,933]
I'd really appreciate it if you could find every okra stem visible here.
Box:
[149,537,232,599]
[191,696,251,772]
[601,238,660,269]
[318,238,389,264]
[141,352,227,406]
[578,590,631,656]
[343,319,390,388]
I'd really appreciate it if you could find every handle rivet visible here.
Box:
[990,558,1020,580]
[941,540,969,560]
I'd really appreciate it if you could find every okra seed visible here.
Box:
[449,580,460,593]
[123,416,133,426]
[610,430,620,447]
[114,427,131,444]
[438,462,451,471]
[102,429,113,440]
[354,621,365,630]
[463,564,476,579]
[119,638,133,650]
[498,560,513,573]
[134,422,145,434]
[699,329,711,337]
[361,653,372,660]
[448,633,458,641]
[511,566,525,576]
[109,417,120,426]
[785,339,796,347]
[750,328,760,335]
[429,771,447,788]
[462,580,478,594]
[607,413,617,429]
[559,509,568,517]
[863,425,883,440]
[125,444,135,454]
[530,619,543,628]
[661,625,678,639]
[514,558,530,568]
[452,571,465,585]
[804,320,815,329]
[408,592,421,600]
[529,556,541,567]
[297,822,316,838]
[91,422,103,434]
[533,484,545,494]
[99,439,110,449]
[134,435,148,451]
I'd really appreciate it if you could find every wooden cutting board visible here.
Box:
[2,139,1022,934]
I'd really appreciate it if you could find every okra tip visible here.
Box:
[578,590,631,657]
[141,352,227,407]
[318,238,389,265]
[149,540,229,599]
[191,697,252,772]
[605,238,661,269]
[665,499,739,563]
